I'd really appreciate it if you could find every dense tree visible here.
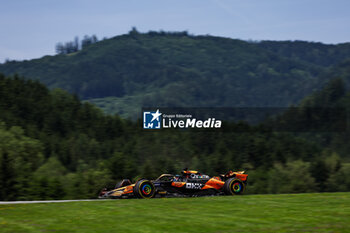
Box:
[55,35,98,54]
[0,122,43,200]
[0,74,349,200]
[82,35,98,49]
[268,160,316,194]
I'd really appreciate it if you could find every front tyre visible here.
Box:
[133,179,156,199]
[223,178,245,195]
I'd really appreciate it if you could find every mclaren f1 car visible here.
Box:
[98,169,248,199]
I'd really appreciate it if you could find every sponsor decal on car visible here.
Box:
[185,183,203,189]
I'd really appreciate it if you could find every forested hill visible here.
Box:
[1,30,350,117]
[1,73,350,200]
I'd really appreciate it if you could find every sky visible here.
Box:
[0,0,349,62]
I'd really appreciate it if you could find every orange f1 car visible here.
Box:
[99,169,248,199]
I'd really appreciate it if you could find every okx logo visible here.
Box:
[143,109,162,129]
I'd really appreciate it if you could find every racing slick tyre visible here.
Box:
[223,178,245,195]
[133,179,156,199]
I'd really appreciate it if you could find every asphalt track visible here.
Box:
[0,199,106,204]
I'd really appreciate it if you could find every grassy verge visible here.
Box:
[0,193,349,233]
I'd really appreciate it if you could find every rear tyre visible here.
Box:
[223,178,245,195]
[133,179,156,199]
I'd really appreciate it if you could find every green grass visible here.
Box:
[0,193,349,233]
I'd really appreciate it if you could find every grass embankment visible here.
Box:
[0,192,349,233]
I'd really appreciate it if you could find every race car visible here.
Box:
[98,169,248,199]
